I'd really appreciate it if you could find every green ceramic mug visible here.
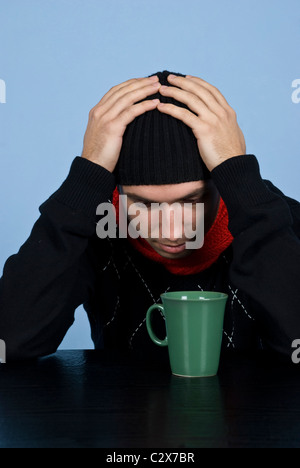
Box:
[146,291,228,377]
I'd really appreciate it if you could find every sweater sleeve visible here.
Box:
[0,157,116,360]
[211,154,300,356]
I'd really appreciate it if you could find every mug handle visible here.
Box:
[146,304,168,347]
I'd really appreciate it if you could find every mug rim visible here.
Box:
[160,291,228,301]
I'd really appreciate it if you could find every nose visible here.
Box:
[160,207,184,242]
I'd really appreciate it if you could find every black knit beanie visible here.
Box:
[114,70,210,186]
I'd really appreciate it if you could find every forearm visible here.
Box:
[0,157,116,360]
[212,155,300,355]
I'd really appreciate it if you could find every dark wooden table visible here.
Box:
[0,350,300,448]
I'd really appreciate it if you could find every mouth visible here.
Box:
[157,242,187,254]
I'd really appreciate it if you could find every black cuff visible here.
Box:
[211,155,293,236]
[51,157,116,218]
[211,155,275,212]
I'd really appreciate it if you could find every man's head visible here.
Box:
[114,70,220,259]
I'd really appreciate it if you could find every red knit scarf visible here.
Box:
[112,187,233,275]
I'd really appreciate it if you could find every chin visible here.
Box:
[161,252,192,259]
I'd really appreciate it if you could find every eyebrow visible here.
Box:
[123,187,207,204]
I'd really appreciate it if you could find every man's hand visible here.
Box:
[81,76,160,172]
[157,75,246,172]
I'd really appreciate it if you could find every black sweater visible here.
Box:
[1,155,300,361]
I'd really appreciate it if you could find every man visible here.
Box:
[0,70,299,361]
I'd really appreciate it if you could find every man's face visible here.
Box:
[121,180,220,259]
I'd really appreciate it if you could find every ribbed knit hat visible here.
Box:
[114,70,210,186]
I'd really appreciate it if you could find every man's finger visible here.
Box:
[184,75,230,107]
[159,85,217,118]
[118,99,160,126]
[156,102,200,131]
[167,75,222,111]
[99,78,143,106]
[100,76,159,107]
[104,82,161,120]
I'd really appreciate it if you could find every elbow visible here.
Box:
[3,337,58,362]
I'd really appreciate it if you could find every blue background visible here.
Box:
[0,0,299,349]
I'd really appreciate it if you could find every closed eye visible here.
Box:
[183,197,205,204]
